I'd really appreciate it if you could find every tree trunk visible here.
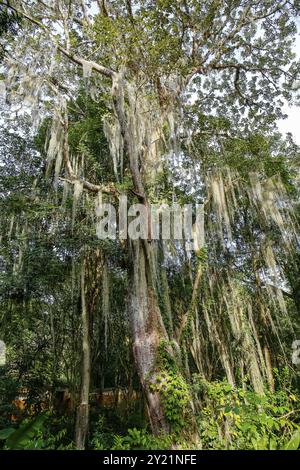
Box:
[264,345,275,392]
[128,239,170,434]
[75,260,91,449]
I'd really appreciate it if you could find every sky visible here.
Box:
[278,105,299,144]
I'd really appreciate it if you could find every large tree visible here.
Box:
[0,0,299,443]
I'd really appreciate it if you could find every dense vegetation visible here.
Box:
[0,0,299,450]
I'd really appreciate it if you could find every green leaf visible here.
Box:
[283,431,300,450]
[5,415,47,450]
[0,428,15,440]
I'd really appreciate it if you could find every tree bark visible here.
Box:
[75,259,91,449]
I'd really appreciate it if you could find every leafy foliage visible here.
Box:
[193,374,300,450]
